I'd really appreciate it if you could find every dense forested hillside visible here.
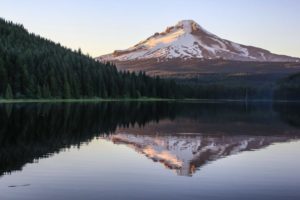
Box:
[0,18,180,99]
[274,73,300,100]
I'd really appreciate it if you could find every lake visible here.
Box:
[0,101,300,200]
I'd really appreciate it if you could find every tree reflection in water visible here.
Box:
[0,101,299,176]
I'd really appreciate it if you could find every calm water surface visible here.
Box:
[0,102,300,200]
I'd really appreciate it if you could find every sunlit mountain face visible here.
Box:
[98,20,299,63]
[102,122,299,176]
[97,20,300,78]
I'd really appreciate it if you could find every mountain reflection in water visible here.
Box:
[103,131,297,176]
[0,102,299,177]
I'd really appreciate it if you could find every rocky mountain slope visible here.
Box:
[97,20,300,77]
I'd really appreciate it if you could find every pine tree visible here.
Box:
[42,85,51,98]
[64,81,71,99]
[0,59,7,96]
[5,84,13,99]
[20,64,30,95]
[36,86,42,99]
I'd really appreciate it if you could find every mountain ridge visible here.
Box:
[97,20,300,63]
[97,20,300,77]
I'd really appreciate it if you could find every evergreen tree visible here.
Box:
[5,84,13,99]
[42,85,51,98]
[64,81,71,99]
[36,86,42,99]
[0,59,7,96]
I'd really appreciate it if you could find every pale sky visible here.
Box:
[1,0,300,57]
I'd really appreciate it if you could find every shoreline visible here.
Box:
[0,98,300,104]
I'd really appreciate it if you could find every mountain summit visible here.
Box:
[97,20,300,77]
[98,20,299,62]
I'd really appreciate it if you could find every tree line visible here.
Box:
[274,73,300,100]
[0,18,181,99]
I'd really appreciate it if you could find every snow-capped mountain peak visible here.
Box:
[97,20,299,63]
[175,19,213,35]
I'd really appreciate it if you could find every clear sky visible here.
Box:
[1,0,300,57]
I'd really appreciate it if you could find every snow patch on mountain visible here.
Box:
[97,20,299,63]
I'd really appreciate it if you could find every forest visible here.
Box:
[274,73,300,100]
[0,18,181,99]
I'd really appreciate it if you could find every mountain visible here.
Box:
[97,20,300,77]
[103,133,297,176]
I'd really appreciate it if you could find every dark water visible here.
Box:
[0,102,300,200]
